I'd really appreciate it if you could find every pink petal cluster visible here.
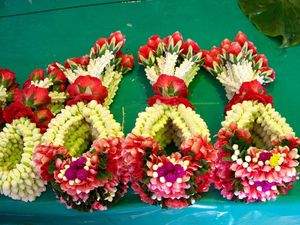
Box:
[213,122,300,202]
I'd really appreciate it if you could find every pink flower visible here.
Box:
[33,145,69,181]
[91,202,107,211]
[164,198,189,209]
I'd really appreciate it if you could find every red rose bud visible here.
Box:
[116,51,123,59]
[120,54,134,70]
[64,56,89,69]
[171,31,183,45]
[3,102,34,123]
[200,50,209,58]
[23,80,31,88]
[46,62,60,74]
[67,75,108,104]
[228,42,242,55]
[221,38,231,51]
[29,68,44,81]
[34,108,55,133]
[94,37,108,51]
[147,35,162,52]
[0,68,16,89]
[260,67,275,80]
[49,68,67,84]
[163,32,183,48]
[152,74,188,98]
[181,39,201,55]
[204,55,220,69]
[14,86,51,109]
[108,31,125,48]
[234,31,247,46]
[210,46,222,57]
[255,54,268,67]
[138,45,153,63]
[246,41,257,55]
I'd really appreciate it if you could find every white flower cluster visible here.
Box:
[0,85,7,106]
[145,52,198,86]
[43,100,123,156]
[0,118,46,201]
[132,103,210,148]
[222,101,294,148]
[49,91,67,104]
[31,77,53,88]
[217,60,262,99]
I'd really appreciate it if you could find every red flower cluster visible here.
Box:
[225,80,273,113]
[93,31,125,52]
[138,31,201,65]
[203,32,275,82]
[67,75,108,105]
[3,102,35,123]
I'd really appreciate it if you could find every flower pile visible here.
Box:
[126,32,214,209]
[203,31,299,202]
[33,31,133,211]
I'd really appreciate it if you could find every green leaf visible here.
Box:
[239,0,300,47]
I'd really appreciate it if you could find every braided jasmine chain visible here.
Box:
[0,118,46,201]
[42,100,123,156]
[222,101,294,147]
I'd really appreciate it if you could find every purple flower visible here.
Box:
[65,157,88,181]
[254,181,276,192]
[157,162,185,183]
[258,152,272,162]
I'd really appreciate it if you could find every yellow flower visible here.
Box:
[270,153,281,168]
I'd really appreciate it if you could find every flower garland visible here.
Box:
[0,69,55,201]
[203,31,300,202]
[33,31,133,211]
[124,32,216,209]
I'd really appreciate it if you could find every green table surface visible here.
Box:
[0,0,300,224]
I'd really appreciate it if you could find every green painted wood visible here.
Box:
[0,0,300,224]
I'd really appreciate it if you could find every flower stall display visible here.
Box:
[0,69,54,201]
[203,31,300,202]
[33,31,134,211]
[124,32,216,209]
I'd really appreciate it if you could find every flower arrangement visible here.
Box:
[124,32,216,209]
[0,69,55,201]
[33,31,133,211]
[203,32,300,202]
